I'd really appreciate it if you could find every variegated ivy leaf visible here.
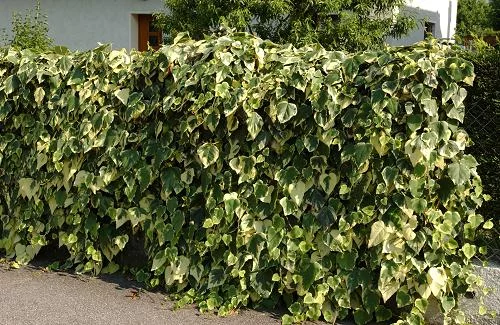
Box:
[276,100,297,123]
[368,221,388,248]
[18,178,39,200]
[427,267,447,297]
[288,181,306,206]
[342,142,373,167]
[447,161,471,186]
[34,87,45,105]
[279,197,297,216]
[223,192,240,218]
[197,143,219,168]
[319,173,339,196]
[114,88,130,105]
[451,87,467,108]
[246,112,263,140]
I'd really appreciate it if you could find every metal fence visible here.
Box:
[464,95,500,260]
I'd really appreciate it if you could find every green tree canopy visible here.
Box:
[1,0,53,51]
[491,0,500,31]
[156,0,416,52]
[456,0,493,37]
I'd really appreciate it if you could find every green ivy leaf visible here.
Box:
[448,161,470,186]
[208,267,226,289]
[440,295,455,313]
[353,309,372,325]
[375,306,392,322]
[337,250,357,270]
[317,206,335,227]
[462,243,476,259]
[342,143,373,167]
[411,198,427,214]
[301,260,321,291]
[343,57,359,80]
[407,114,423,132]
[151,249,167,271]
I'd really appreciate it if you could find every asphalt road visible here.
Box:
[1,260,497,325]
[0,263,284,325]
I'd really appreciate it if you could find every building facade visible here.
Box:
[0,0,458,50]
[388,0,458,46]
[0,0,165,50]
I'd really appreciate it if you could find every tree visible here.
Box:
[491,0,500,31]
[456,0,493,37]
[156,0,415,52]
[1,0,53,51]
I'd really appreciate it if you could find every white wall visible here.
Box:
[0,0,165,50]
[387,0,458,46]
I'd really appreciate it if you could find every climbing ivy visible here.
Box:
[0,33,490,324]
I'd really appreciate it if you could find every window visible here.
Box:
[138,14,162,51]
[424,21,436,38]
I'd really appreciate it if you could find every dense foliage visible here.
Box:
[0,0,53,52]
[456,0,498,38]
[156,0,415,52]
[0,33,491,324]
[459,46,500,254]
[492,0,500,32]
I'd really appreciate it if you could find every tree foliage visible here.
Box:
[0,0,53,52]
[491,0,500,31]
[156,0,416,52]
[456,0,494,37]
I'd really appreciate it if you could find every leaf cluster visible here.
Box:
[0,33,490,324]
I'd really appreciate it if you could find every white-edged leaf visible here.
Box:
[197,143,219,168]
[368,221,388,248]
[34,87,45,105]
[114,88,130,105]
[246,112,263,139]
[277,101,297,123]
[288,181,306,206]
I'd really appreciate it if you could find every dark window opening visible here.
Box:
[149,36,159,47]
[424,21,436,38]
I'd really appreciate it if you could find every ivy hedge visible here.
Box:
[0,33,492,324]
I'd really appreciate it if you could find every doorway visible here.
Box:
[138,14,162,51]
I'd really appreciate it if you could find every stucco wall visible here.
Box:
[388,0,458,46]
[0,0,165,50]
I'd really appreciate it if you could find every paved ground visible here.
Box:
[0,259,498,325]
[426,261,500,325]
[0,263,284,325]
